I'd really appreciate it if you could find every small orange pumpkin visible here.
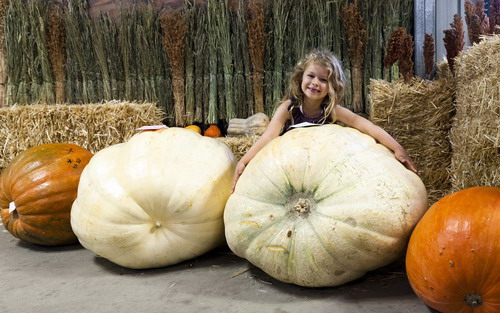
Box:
[185,125,202,134]
[406,186,500,313]
[0,143,93,246]
[204,124,222,137]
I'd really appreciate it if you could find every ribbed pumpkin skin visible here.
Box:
[0,143,93,246]
[71,127,236,269]
[406,187,500,313]
[224,125,428,287]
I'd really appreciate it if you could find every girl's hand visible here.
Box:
[232,161,247,193]
[394,148,418,174]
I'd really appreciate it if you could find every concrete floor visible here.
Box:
[0,223,437,313]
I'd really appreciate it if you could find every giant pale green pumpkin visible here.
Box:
[0,143,93,246]
[224,125,428,287]
[71,127,236,269]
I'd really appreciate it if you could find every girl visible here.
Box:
[232,49,417,191]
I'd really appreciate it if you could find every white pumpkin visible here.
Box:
[224,124,427,287]
[71,127,236,269]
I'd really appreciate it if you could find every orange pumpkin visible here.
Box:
[406,186,500,313]
[0,143,93,246]
[204,124,222,137]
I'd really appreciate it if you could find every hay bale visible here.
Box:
[436,60,453,79]
[0,101,165,172]
[216,136,259,160]
[450,35,500,191]
[369,77,455,205]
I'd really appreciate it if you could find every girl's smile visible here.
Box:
[301,63,329,106]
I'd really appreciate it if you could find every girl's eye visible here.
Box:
[307,74,314,78]
[320,79,327,82]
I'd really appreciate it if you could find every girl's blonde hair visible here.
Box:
[283,49,346,123]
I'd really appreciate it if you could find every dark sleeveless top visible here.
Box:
[280,99,334,135]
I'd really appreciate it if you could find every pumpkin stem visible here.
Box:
[293,198,310,214]
[9,202,19,219]
[286,193,316,218]
[464,294,482,308]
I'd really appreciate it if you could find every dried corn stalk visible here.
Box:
[490,0,500,34]
[423,33,435,79]
[465,0,490,44]
[399,33,414,83]
[0,0,6,48]
[159,9,187,126]
[292,2,310,65]
[215,0,236,121]
[384,27,413,83]
[271,0,293,110]
[238,1,254,119]
[312,0,334,50]
[100,9,122,101]
[207,0,219,124]
[341,0,368,112]
[0,0,9,107]
[184,0,196,124]
[474,0,490,34]
[384,27,406,70]
[65,0,97,104]
[229,0,253,118]
[453,14,465,50]
[30,0,54,104]
[117,7,136,101]
[136,4,166,108]
[5,0,27,105]
[465,0,481,44]
[91,13,112,101]
[443,14,465,75]
[192,1,207,123]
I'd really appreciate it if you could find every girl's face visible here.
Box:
[301,63,329,106]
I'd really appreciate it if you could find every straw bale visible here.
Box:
[0,101,165,172]
[369,77,455,204]
[216,136,259,161]
[450,35,500,191]
[436,60,452,79]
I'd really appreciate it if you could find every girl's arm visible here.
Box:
[232,101,291,192]
[335,106,418,173]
